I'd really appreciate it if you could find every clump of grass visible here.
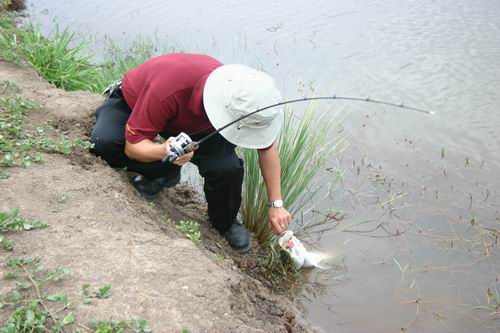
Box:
[81,283,112,304]
[88,318,152,333]
[0,95,38,177]
[241,102,347,245]
[1,8,175,94]
[0,80,20,95]
[0,208,47,250]
[259,245,303,293]
[0,8,169,94]
[0,4,100,91]
[0,22,102,92]
[176,220,201,243]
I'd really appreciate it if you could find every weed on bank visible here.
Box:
[0,80,93,178]
[0,254,152,332]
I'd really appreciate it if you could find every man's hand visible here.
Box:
[164,136,194,166]
[268,207,292,235]
[165,137,194,166]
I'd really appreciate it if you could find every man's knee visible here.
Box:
[90,128,125,164]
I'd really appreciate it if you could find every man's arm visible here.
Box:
[125,138,193,166]
[257,144,292,235]
[125,139,168,162]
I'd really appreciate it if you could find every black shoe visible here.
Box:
[132,173,181,199]
[223,222,251,253]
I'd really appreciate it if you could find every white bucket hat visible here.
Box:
[203,64,283,149]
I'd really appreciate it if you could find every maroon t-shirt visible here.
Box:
[121,53,222,144]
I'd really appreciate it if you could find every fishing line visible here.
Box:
[164,94,435,162]
[194,94,435,148]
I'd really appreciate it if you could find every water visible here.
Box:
[25,0,500,331]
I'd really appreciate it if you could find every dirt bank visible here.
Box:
[0,60,319,332]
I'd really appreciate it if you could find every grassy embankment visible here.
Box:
[0,0,346,294]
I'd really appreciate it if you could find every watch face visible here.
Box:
[273,199,284,208]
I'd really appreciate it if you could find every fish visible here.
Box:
[278,231,333,269]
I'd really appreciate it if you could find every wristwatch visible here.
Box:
[267,199,284,208]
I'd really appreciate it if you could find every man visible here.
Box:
[91,53,291,252]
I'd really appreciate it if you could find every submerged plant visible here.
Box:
[241,102,348,245]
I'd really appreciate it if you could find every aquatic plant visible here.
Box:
[240,102,348,245]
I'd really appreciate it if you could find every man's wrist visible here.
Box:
[267,199,284,208]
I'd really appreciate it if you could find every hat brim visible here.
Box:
[203,65,283,149]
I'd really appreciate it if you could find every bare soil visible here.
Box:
[0,61,320,333]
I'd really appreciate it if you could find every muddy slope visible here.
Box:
[0,61,318,333]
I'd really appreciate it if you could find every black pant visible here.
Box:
[90,93,244,233]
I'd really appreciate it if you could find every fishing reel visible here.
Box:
[163,132,198,163]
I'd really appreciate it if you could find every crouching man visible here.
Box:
[90,53,291,252]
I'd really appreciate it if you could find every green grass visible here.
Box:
[0,87,93,178]
[88,318,152,333]
[0,208,47,251]
[1,256,152,332]
[241,102,348,245]
[0,8,167,94]
[259,245,303,292]
[0,257,72,332]
[0,13,98,178]
[0,20,102,92]
[81,283,112,304]
[176,220,201,243]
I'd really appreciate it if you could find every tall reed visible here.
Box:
[240,102,348,245]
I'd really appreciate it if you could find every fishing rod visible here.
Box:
[163,94,435,162]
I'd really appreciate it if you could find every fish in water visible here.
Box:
[278,231,333,269]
